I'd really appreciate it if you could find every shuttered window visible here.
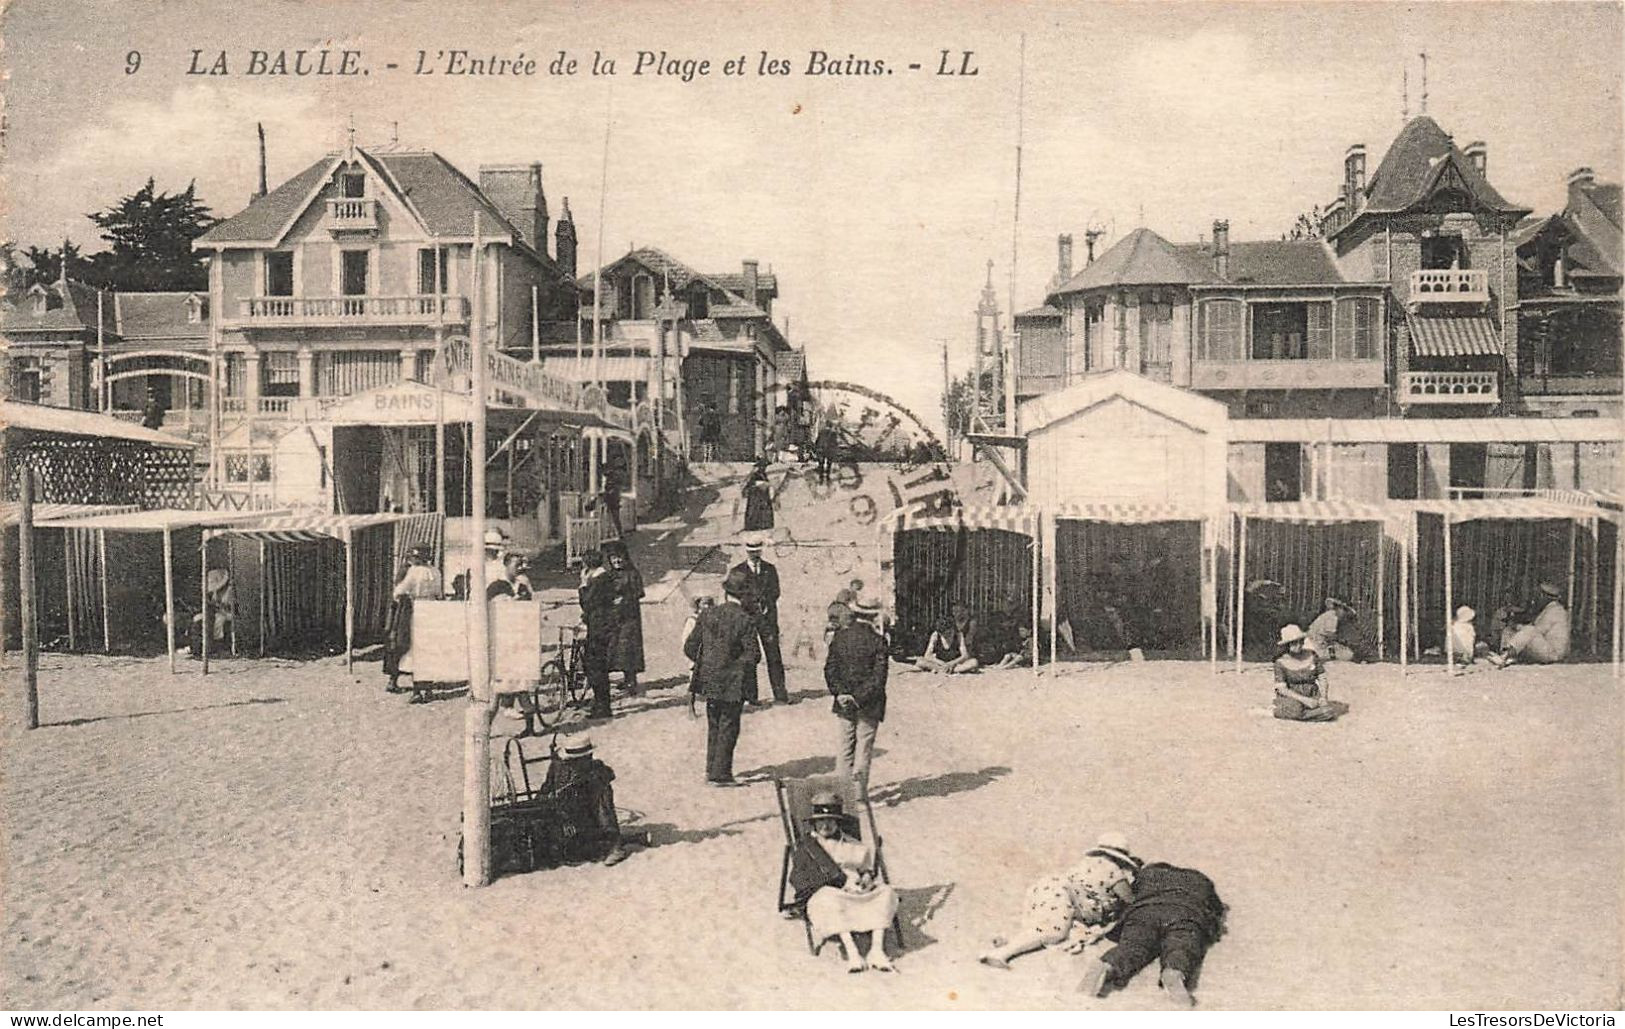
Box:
[1337,297,1379,359]
[1197,299,1243,360]
[316,350,399,397]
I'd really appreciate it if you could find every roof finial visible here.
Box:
[346,114,357,161]
[57,236,70,285]
[1418,52,1428,115]
[985,258,994,289]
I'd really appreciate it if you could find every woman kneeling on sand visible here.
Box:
[792,791,898,972]
[1273,624,1348,722]
[979,833,1140,969]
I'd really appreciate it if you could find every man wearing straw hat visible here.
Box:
[684,566,762,786]
[541,735,629,866]
[732,533,790,705]
[826,596,888,802]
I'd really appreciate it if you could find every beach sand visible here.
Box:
[3,651,1618,1010]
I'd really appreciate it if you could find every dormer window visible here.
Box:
[185,294,206,323]
[341,170,366,198]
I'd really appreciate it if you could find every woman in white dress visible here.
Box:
[386,544,442,697]
[796,791,899,972]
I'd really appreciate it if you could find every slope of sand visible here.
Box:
[3,651,1619,1010]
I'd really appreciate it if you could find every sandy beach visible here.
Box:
[3,466,1621,1010]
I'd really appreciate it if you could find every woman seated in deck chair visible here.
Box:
[789,791,899,973]
[979,832,1139,970]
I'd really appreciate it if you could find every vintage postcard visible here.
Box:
[1,0,1621,1014]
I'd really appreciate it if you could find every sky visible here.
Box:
[3,0,1622,434]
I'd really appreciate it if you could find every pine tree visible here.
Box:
[83,178,218,290]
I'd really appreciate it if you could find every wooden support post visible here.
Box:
[1376,523,1385,661]
[63,530,77,652]
[98,530,111,653]
[1411,512,1422,662]
[201,537,211,676]
[1589,518,1600,656]
[258,540,267,658]
[1029,528,1039,678]
[19,470,39,729]
[1613,523,1622,678]
[1233,515,1248,673]
[163,527,176,674]
[1047,512,1058,668]
[343,535,355,672]
[1399,515,1410,675]
[1443,513,1454,670]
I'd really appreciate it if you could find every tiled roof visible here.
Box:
[113,292,208,339]
[1407,312,1502,357]
[1179,240,1345,285]
[1015,305,1063,318]
[196,156,334,245]
[1050,228,1207,294]
[708,298,770,319]
[581,247,769,318]
[710,272,779,297]
[1358,116,1527,219]
[2,280,110,335]
[1569,180,1622,276]
[1580,181,1621,228]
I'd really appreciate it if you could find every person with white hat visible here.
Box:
[481,527,510,591]
[1449,605,1478,669]
[540,735,629,866]
[826,596,888,801]
[1273,623,1348,722]
[791,790,898,973]
[979,832,1141,970]
[731,533,790,704]
[1489,580,1571,668]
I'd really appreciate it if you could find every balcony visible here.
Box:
[1409,269,1489,308]
[219,396,347,420]
[325,197,379,232]
[1399,370,1499,405]
[1190,358,1386,391]
[229,295,469,327]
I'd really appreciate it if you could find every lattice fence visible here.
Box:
[4,435,197,509]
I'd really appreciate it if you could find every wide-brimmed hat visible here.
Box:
[1278,623,1308,645]
[560,736,594,759]
[1455,605,1476,622]
[851,597,883,620]
[722,567,753,598]
[740,533,767,552]
[1087,832,1142,872]
[482,528,508,548]
[204,568,230,593]
[807,790,844,823]
[1538,581,1562,598]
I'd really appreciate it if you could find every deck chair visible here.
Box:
[774,775,902,956]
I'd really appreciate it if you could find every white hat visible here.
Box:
[1087,832,1141,872]
[483,528,509,548]
[740,533,767,552]
[1278,623,1307,645]
[1455,605,1476,622]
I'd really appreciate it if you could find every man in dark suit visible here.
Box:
[1078,862,1226,1007]
[825,596,889,801]
[731,535,790,704]
[684,567,762,785]
[578,550,618,720]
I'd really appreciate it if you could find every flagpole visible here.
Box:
[462,213,496,888]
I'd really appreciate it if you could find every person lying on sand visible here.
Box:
[979,833,1139,970]
[1077,861,1227,1008]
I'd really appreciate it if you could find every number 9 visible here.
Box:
[125,51,141,75]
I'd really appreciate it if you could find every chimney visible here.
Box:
[1084,227,1104,265]
[478,162,549,255]
[1568,166,1597,208]
[554,198,578,279]
[1344,143,1367,213]
[1212,220,1230,280]
[255,123,268,200]
[1057,234,1074,283]
[741,259,760,305]
[1464,141,1487,180]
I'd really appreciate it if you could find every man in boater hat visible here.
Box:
[731,533,790,705]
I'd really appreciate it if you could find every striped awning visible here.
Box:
[202,512,411,543]
[1407,313,1503,357]
[1050,503,1208,524]
[891,504,1037,535]
[0,503,136,527]
[1400,498,1602,522]
[1231,501,1394,524]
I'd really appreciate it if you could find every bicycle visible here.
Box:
[530,624,591,732]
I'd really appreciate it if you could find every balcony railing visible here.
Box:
[1399,370,1499,405]
[218,395,349,421]
[1190,358,1386,391]
[1410,269,1489,307]
[325,197,379,231]
[231,295,469,326]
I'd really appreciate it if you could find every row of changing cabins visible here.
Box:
[5,372,1622,674]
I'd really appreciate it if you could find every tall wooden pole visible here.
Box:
[1399,514,1410,675]
[63,530,77,651]
[98,529,111,653]
[201,538,211,675]
[1234,515,1248,673]
[1443,513,1455,670]
[463,214,496,888]
[343,535,355,672]
[1376,523,1385,661]
[18,469,39,729]
[163,527,176,673]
